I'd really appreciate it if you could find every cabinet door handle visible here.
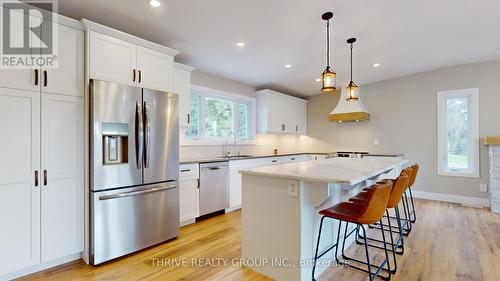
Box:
[180,169,191,172]
[282,124,285,131]
[187,113,191,124]
[138,70,142,83]
[291,157,296,161]
[43,70,47,87]
[296,125,298,132]
[34,69,38,86]
[133,69,136,82]
[197,178,200,189]
[34,170,39,187]
[272,160,277,163]
[43,170,47,186]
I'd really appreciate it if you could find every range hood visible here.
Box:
[329,88,370,122]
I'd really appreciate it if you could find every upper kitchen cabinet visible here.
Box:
[256,89,308,134]
[173,63,195,127]
[83,20,179,92]
[0,9,83,97]
[88,31,137,87]
[136,46,174,92]
[42,24,84,97]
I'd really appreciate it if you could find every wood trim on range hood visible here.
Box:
[329,88,370,122]
[484,137,500,145]
[329,112,370,122]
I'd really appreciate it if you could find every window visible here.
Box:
[437,88,479,178]
[183,85,256,145]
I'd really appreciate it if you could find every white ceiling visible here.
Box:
[58,0,500,97]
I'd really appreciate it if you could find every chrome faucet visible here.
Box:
[223,130,237,157]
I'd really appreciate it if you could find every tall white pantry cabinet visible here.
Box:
[0,15,84,278]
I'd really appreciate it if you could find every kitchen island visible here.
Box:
[240,157,408,281]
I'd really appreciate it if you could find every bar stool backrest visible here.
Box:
[387,168,412,208]
[357,181,393,225]
[408,164,419,187]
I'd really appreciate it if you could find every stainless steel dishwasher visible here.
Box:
[199,162,229,216]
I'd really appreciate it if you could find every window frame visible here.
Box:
[437,88,480,178]
[181,85,257,146]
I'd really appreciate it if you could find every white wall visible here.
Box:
[305,60,500,199]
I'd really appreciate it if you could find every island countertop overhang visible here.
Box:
[239,157,409,185]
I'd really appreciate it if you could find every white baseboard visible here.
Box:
[180,218,196,227]
[225,205,241,213]
[1,253,81,280]
[412,190,490,207]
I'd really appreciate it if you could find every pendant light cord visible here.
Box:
[326,20,330,67]
[350,42,353,82]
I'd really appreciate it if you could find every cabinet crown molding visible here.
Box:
[175,62,195,72]
[81,19,179,57]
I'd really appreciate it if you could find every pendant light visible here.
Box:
[346,37,359,101]
[321,12,336,93]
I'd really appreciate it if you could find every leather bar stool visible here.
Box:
[406,164,419,223]
[312,181,393,281]
[350,168,412,274]
[367,166,416,236]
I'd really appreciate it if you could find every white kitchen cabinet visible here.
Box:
[89,31,137,87]
[40,94,84,262]
[136,46,173,92]
[0,88,41,275]
[173,63,195,127]
[42,24,84,97]
[0,18,84,278]
[179,164,200,225]
[0,10,83,96]
[0,9,39,92]
[256,89,308,134]
[85,20,179,92]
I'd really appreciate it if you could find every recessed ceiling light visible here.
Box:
[285,64,292,68]
[150,0,161,7]
[373,63,381,68]
[236,42,245,47]
[315,78,321,82]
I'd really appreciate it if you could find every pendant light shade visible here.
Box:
[321,12,336,93]
[346,38,359,101]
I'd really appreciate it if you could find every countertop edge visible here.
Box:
[180,152,328,164]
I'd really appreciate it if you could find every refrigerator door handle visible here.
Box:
[143,101,151,168]
[135,101,143,169]
[98,184,177,200]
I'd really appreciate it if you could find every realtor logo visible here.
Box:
[0,0,58,69]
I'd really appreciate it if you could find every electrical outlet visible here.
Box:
[288,180,298,197]
[374,138,380,146]
[480,184,488,193]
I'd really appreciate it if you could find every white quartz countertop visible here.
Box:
[240,157,409,185]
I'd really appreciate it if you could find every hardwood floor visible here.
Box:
[19,200,500,281]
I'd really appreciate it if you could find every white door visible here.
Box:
[89,31,137,86]
[0,8,40,92]
[40,94,84,262]
[173,68,191,127]
[42,24,83,97]
[136,46,173,92]
[267,93,285,133]
[295,100,307,135]
[0,88,41,275]
[179,164,199,223]
[229,169,242,208]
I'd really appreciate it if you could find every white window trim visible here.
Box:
[181,85,257,146]
[437,88,480,178]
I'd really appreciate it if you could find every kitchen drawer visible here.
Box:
[180,164,199,180]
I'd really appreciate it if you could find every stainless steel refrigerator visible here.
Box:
[89,80,179,265]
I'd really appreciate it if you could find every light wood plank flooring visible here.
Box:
[19,200,500,281]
